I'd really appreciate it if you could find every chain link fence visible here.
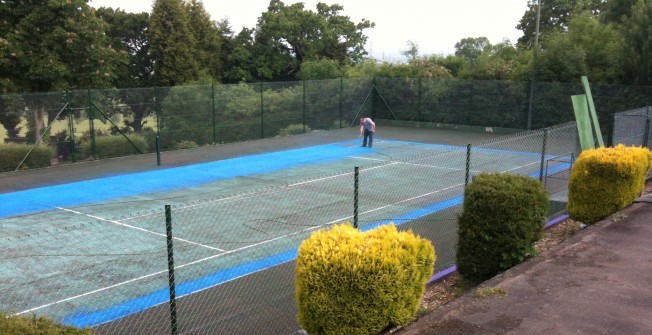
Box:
[611,106,651,148]
[2,79,650,173]
[1,122,580,335]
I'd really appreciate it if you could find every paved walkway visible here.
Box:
[395,193,652,335]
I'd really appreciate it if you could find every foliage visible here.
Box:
[620,0,652,85]
[456,173,549,284]
[96,8,153,88]
[568,145,652,224]
[0,143,52,172]
[148,0,199,86]
[278,123,309,136]
[296,223,435,335]
[536,12,623,83]
[0,0,124,93]
[252,0,374,80]
[0,312,94,335]
[79,134,148,159]
[298,59,344,80]
[173,140,198,150]
[516,0,604,47]
[185,0,224,82]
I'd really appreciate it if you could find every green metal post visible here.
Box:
[165,205,178,335]
[155,86,161,166]
[260,82,264,139]
[302,80,306,133]
[371,77,376,119]
[539,128,549,182]
[465,144,471,188]
[417,77,422,122]
[87,88,97,160]
[339,77,343,128]
[66,90,76,163]
[212,83,216,144]
[353,166,359,229]
[643,116,651,148]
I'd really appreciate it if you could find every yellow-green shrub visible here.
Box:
[0,312,94,335]
[568,145,652,224]
[296,223,435,335]
[0,143,53,172]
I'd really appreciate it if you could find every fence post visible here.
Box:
[339,77,343,128]
[644,115,651,148]
[87,88,97,160]
[66,90,76,163]
[539,128,549,182]
[155,86,161,166]
[607,113,616,147]
[165,205,179,335]
[417,77,422,122]
[302,80,306,133]
[353,166,359,229]
[211,83,216,144]
[465,144,471,188]
[260,82,264,139]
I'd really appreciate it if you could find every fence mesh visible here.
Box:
[3,79,651,173]
[0,121,584,335]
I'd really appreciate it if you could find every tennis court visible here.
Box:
[0,124,577,334]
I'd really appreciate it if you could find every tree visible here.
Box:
[620,0,652,85]
[185,0,223,82]
[454,37,491,63]
[534,12,622,83]
[252,0,374,80]
[148,0,200,86]
[221,27,257,83]
[402,40,419,62]
[516,0,604,47]
[96,8,153,88]
[0,0,123,93]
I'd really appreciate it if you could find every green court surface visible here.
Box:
[0,125,573,329]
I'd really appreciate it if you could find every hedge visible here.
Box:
[456,173,549,284]
[79,134,149,159]
[0,312,94,335]
[0,143,52,172]
[568,145,652,224]
[296,224,435,335]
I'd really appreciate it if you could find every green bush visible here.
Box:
[296,223,435,335]
[0,143,53,172]
[278,123,309,136]
[173,140,199,150]
[0,312,94,335]
[456,173,549,284]
[79,134,149,159]
[568,145,652,224]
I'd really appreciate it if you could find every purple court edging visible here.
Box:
[425,213,570,285]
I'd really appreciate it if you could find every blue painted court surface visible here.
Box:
[0,139,572,328]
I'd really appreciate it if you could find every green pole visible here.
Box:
[155,86,161,166]
[165,205,178,335]
[260,82,264,139]
[465,144,471,188]
[66,90,76,163]
[539,128,549,182]
[417,77,422,122]
[302,80,306,133]
[339,77,343,128]
[211,83,216,144]
[87,88,96,160]
[353,166,359,229]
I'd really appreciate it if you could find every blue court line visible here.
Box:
[60,160,574,328]
[0,143,371,218]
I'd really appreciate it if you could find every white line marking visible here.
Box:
[348,156,484,173]
[18,155,544,315]
[55,207,225,252]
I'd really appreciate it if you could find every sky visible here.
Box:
[89,0,529,62]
